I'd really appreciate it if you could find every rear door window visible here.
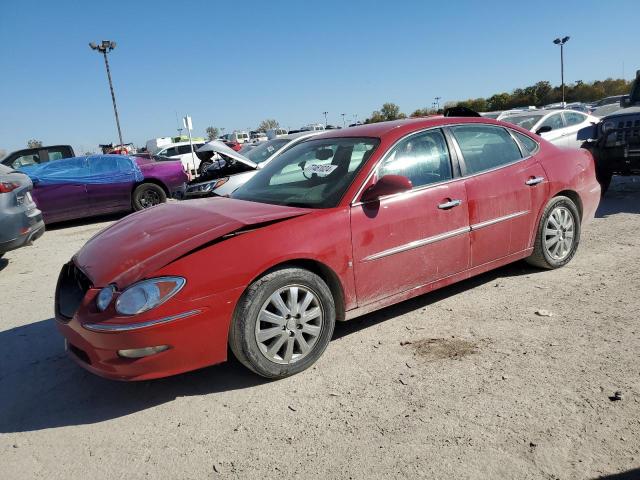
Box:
[512,131,539,156]
[563,111,587,127]
[451,125,522,175]
[11,154,40,169]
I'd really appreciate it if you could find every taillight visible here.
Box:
[0,181,20,193]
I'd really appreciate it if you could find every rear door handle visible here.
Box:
[438,199,462,210]
[525,176,544,186]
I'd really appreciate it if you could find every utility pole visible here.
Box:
[322,111,328,127]
[553,36,570,105]
[341,113,345,128]
[89,40,124,147]
[434,96,441,110]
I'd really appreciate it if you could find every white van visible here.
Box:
[229,131,250,144]
[146,137,173,153]
[155,141,206,177]
[266,128,288,139]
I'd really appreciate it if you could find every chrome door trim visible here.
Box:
[361,209,530,262]
[470,210,529,230]
[83,309,201,332]
[361,226,471,262]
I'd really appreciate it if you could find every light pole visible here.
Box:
[341,113,345,128]
[553,36,570,106]
[322,111,328,127]
[434,96,441,110]
[89,40,124,147]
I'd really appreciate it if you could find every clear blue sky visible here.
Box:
[0,0,637,153]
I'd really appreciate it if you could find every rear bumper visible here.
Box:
[0,207,45,253]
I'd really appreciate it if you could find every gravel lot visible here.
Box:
[1,178,639,480]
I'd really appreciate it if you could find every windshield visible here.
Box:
[503,114,545,130]
[242,138,290,164]
[232,137,379,208]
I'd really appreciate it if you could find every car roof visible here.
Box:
[308,116,529,143]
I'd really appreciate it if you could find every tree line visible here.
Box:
[363,77,633,123]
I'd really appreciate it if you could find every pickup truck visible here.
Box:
[581,69,640,192]
[1,145,75,169]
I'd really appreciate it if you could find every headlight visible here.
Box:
[602,120,616,133]
[96,285,115,311]
[115,277,186,316]
[212,177,229,189]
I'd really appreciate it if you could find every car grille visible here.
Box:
[613,117,640,146]
[55,262,92,322]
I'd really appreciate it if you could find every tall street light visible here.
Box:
[341,113,346,128]
[434,96,441,110]
[322,111,328,127]
[89,40,124,147]
[553,36,570,106]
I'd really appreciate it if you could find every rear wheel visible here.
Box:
[132,183,167,211]
[229,267,336,379]
[526,196,581,269]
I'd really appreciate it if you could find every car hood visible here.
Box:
[603,106,640,119]
[74,197,310,288]
[197,140,258,169]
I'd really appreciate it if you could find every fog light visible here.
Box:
[117,345,170,359]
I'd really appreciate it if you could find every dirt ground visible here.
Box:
[1,177,639,480]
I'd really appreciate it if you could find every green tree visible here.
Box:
[27,139,43,148]
[257,119,279,132]
[206,126,220,141]
[366,102,406,123]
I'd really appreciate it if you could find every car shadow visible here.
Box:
[0,257,8,272]
[333,260,539,340]
[45,211,129,231]
[596,176,640,218]
[0,260,541,434]
[594,468,640,480]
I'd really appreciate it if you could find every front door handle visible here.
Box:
[438,199,462,210]
[525,176,544,186]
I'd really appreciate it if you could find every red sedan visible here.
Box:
[55,117,600,380]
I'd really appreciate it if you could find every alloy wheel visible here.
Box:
[544,206,575,261]
[255,285,324,365]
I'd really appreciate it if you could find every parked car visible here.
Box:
[185,131,323,198]
[154,141,206,178]
[0,164,45,257]
[2,145,75,169]
[502,109,599,148]
[250,132,268,143]
[579,70,640,192]
[228,131,250,144]
[266,128,288,139]
[20,154,187,224]
[54,116,600,381]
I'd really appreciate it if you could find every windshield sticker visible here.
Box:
[267,145,275,153]
[304,163,337,177]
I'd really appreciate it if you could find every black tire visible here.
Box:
[229,267,336,379]
[526,196,581,269]
[596,169,613,195]
[132,183,167,211]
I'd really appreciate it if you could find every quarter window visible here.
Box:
[451,125,522,175]
[512,131,539,156]
[377,129,452,188]
[12,154,40,169]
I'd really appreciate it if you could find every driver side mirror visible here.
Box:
[361,175,412,203]
[620,95,631,108]
[535,125,552,135]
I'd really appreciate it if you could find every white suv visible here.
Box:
[155,141,206,177]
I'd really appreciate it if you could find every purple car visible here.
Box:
[20,155,187,224]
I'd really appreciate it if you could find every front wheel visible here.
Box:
[229,267,336,379]
[526,196,581,269]
[132,183,167,211]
